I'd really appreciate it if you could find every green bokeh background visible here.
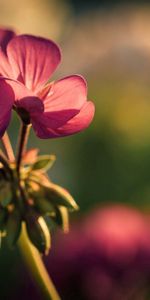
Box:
[0,0,150,298]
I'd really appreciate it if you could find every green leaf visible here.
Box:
[6,209,21,247]
[32,155,56,172]
[0,182,12,207]
[25,211,51,255]
[45,183,79,211]
[54,206,69,233]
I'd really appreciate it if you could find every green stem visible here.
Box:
[16,123,31,174]
[18,224,61,300]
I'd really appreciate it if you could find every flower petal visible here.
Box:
[31,101,95,139]
[31,109,80,138]
[0,79,14,137]
[7,35,61,91]
[56,101,95,136]
[4,79,34,101]
[0,29,16,77]
[4,79,43,114]
[18,97,44,114]
[0,50,13,77]
[40,75,87,112]
[0,110,11,138]
[0,28,16,53]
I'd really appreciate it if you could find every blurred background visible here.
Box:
[1,0,150,299]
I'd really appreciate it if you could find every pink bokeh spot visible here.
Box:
[84,205,150,264]
[0,29,95,139]
[45,205,150,300]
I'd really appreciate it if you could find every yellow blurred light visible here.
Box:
[0,0,70,39]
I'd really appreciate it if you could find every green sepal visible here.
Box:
[25,210,51,255]
[53,205,69,233]
[31,155,56,172]
[45,183,79,211]
[27,185,55,216]
[0,182,12,207]
[6,209,22,247]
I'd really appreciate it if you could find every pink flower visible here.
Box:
[0,29,95,138]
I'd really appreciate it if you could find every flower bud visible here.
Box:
[25,210,51,255]
[6,209,21,247]
[44,183,79,212]
[0,182,12,207]
[34,197,55,216]
[54,206,69,233]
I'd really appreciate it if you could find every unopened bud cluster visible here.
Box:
[0,151,78,255]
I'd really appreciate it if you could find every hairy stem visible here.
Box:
[1,132,15,162]
[18,224,61,300]
[16,123,31,174]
